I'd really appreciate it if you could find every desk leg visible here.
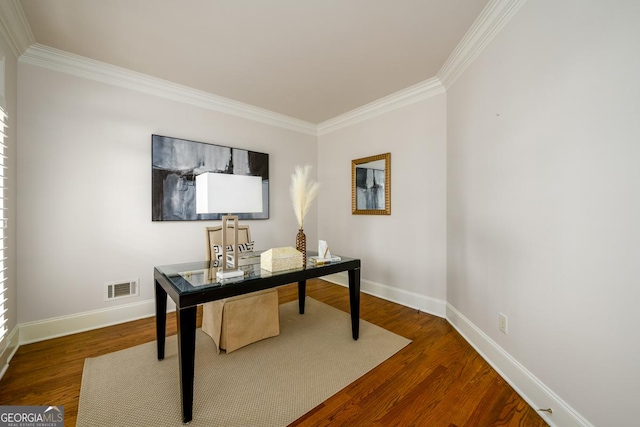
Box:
[298,280,306,314]
[348,268,361,340]
[155,280,167,360]
[177,306,197,424]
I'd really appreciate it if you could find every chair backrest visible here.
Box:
[205,225,252,261]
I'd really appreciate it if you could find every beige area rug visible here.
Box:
[77,298,411,427]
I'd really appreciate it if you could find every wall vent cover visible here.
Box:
[104,279,139,301]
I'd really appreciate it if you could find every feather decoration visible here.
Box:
[290,165,320,229]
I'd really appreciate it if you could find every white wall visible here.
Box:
[447,1,640,426]
[318,95,447,314]
[12,1,638,424]
[17,63,317,324]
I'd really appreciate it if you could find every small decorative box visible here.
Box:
[261,247,303,272]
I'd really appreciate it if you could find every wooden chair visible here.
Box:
[201,225,280,353]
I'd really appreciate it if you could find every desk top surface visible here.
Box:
[154,252,360,302]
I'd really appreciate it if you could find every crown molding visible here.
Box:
[314,0,528,134]
[437,0,529,89]
[21,43,446,138]
[13,0,527,137]
[19,44,318,136]
[0,0,35,59]
[317,77,445,135]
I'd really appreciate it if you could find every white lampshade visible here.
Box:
[196,173,263,214]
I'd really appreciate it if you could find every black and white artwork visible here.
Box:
[152,135,269,221]
[355,167,385,210]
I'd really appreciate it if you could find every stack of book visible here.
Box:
[226,251,262,267]
[309,255,341,266]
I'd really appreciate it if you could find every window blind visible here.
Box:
[0,103,7,345]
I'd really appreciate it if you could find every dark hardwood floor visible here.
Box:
[0,279,547,426]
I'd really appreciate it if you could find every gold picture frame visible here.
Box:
[352,153,391,215]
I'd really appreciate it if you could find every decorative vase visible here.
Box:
[296,228,307,267]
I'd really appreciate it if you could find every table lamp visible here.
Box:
[196,172,263,279]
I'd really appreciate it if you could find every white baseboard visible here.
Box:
[15,276,441,347]
[19,298,176,345]
[0,325,20,380]
[446,303,593,427]
[321,274,592,426]
[321,273,447,318]
[6,278,591,427]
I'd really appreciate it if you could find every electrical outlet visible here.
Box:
[499,313,508,334]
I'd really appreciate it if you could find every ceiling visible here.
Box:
[19,0,490,124]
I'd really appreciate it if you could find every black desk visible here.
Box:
[154,254,361,423]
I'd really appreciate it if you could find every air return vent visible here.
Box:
[104,279,139,301]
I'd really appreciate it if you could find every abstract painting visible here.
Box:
[355,167,385,210]
[152,135,269,221]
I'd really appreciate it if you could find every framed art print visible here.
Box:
[152,135,269,221]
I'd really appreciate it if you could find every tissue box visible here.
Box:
[261,247,303,272]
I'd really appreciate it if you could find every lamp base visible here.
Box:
[216,269,244,280]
